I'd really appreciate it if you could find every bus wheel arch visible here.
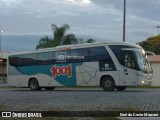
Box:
[100,75,115,91]
[28,78,41,91]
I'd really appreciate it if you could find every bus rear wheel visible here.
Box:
[116,86,127,91]
[101,77,115,91]
[29,79,41,91]
[45,87,55,91]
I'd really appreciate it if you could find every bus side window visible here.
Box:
[88,46,113,63]
[79,48,89,62]
[69,48,88,62]
[23,54,37,66]
[9,56,23,66]
[37,52,52,65]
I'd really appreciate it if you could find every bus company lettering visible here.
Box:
[50,65,72,78]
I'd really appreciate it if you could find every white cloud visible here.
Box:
[1,0,160,50]
[0,0,120,17]
[127,14,160,26]
[0,0,24,8]
[66,0,91,5]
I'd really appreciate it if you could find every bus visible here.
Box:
[8,42,153,91]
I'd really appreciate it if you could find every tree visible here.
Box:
[51,24,70,45]
[36,36,52,49]
[36,24,78,49]
[63,34,78,45]
[36,24,96,49]
[139,35,160,54]
[77,38,84,44]
[86,38,96,43]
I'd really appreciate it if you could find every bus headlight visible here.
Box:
[141,80,145,84]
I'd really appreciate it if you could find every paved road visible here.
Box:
[0,87,160,112]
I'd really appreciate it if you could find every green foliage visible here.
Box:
[77,38,84,44]
[139,35,160,54]
[63,34,78,45]
[36,24,96,49]
[36,24,71,49]
[51,24,70,45]
[0,102,7,111]
[36,36,53,49]
[86,38,96,43]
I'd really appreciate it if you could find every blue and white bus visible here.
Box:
[8,42,153,91]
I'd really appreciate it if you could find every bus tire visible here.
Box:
[29,78,40,91]
[45,87,55,91]
[101,76,115,91]
[116,86,127,91]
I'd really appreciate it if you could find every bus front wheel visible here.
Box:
[29,79,41,91]
[116,86,127,91]
[101,77,115,91]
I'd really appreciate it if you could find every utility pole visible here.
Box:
[0,30,3,51]
[123,0,126,42]
[156,26,160,35]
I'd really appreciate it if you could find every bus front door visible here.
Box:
[122,50,138,85]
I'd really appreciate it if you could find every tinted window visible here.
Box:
[52,51,56,63]
[88,46,113,63]
[53,47,113,63]
[9,55,23,66]
[54,48,88,63]
[109,45,134,65]
[23,54,37,66]
[69,48,88,62]
[37,52,52,65]
[122,50,137,70]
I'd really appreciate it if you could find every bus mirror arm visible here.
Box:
[145,51,156,61]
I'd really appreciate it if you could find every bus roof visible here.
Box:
[8,41,142,56]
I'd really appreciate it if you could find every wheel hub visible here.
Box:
[105,80,112,87]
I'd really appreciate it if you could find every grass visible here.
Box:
[0,86,19,89]
[129,86,160,88]
[122,105,139,111]
[7,117,77,120]
[0,102,7,111]
[0,103,121,120]
[6,117,119,120]
[96,117,119,120]
[7,106,118,120]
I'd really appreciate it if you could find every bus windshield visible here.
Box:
[135,49,153,74]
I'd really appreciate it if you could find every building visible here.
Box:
[148,55,160,86]
[0,51,8,84]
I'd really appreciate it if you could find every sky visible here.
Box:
[0,0,160,52]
